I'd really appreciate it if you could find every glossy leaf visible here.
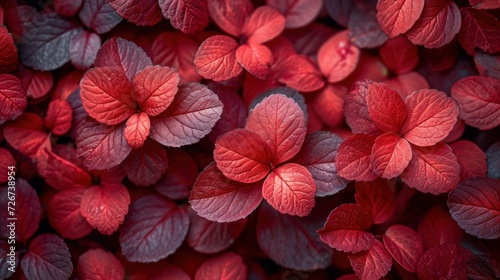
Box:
[121,140,168,187]
[194,252,247,280]
[0,74,27,125]
[159,0,209,34]
[376,0,425,38]
[194,35,242,81]
[69,29,101,70]
[110,0,163,26]
[0,25,18,73]
[77,249,123,280]
[417,243,472,280]
[383,225,424,273]
[336,134,378,181]
[371,133,412,179]
[318,31,360,83]
[355,180,396,225]
[458,8,500,55]
[450,140,487,180]
[78,0,122,34]
[349,239,392,280]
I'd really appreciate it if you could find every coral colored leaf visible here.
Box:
[376,0,425,38]
[0,148,15,183]
[194,35,242,81]
[312,84,345,128]
[18,15,80,71]
[4,113,51,159]
[401,89,459,147]
[155,148,198,200]
[15,67,54,99]
[150,82,222,147]
[37,149,91,190]
[94,38,153,81]
[236,44,273,80]
[47,189,93,239]
[318,31,360,83]
[159,0,209,34]
[262,163,315,216]
[293,131,348,197]
[246,94,307,164]
[0,74,27,125]
[417,243,472,280]
[458,8,500,55]
[324,0,355,27]
[76,119,132,170]
[349,239,392,280]
[195,252,247,280]
[487,141,500,179]
[475,51,500,80]
[451,76,500,130]
[366,83,406,134]
[119,195,189,262]
[80,67,135,125]
[207,0,254,37]
[208,83,247,142]
[318,204,374,253]
[401,144,460,194]
[371,133,412,179]
[133,66,180,117]
[277,54,325,92]
[417,207,463,249]
[344,80,381,134]
[266,0,321,28]
[256,202,333,270]
[124,112,151,149]
[243,6,285,45]
[187,211,246,254]
[189,162,263,222]
[450,140,487,180]
[348,8,388,49]
[448,177,500,239]
[0,25,18,73]
[405,0,461,48]
[78,0,122,34]
[355,180,396,225]
[77,249,123,280]
[55,0,83,17]
[80,184,130,235]
[69,29,101,70]
[380,36,419,74]
[45,100,73,136]
[21,234,73,280]
[384,72,429,99]
[214,129,272,184]
[383,225,424,273]
[336,134,378,181]
[122,140,168,187]
[109,0,162,26]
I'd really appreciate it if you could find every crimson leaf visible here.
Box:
[47,189,93,239]
[0,74,27,125]
[450,140,487,180]
[3,113,51,159]
[383,225,424,273]
[121,140,168,187]
[159,0,209,34]
[336,134,378,181]
[371,133,412,179]
[318,31,360,83]
[458,8,500,55]
[355,180,396,225]
[0,25,18,73]
[109,0,162,26]
[376,0,424,38]
[348,239,392,280]
[77,248,123,280]
[194,252,247,280]
[193,35,242,81]
[417,243,472,279]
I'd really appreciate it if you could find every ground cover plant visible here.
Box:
[0,0,499,279]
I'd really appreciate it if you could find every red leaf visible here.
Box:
[318,31,360,83]
[450,140,487,180]
[55,0,83,17]
[380,36,419,74]
[246,94,307,164]
[366,83,406,134]
[417,243,472,280]
[349,239,392,280]
[45,100,73,136]
[15,67,54,99]
[371,133,412,179]
[194,35,242,81]
[405,0,461,48]
[80,67,135,125]
[119,195,189,262]
[242,6,285,45]
[256,202,333,270]
[21,234,73,280]
[69,30,101,70]
[155,148,198,200]
[76,119,132,170]
[77,248,123,280]
[122,140,168,186]
[348,7,388,49]
[384,72,429,99]
[448,177,500,239]
[94,38,153,82]
[312,84,346,128]
[4,113,51,159]
[355,179,396,224]
[0,74,27,124]
[214,129,272,183]
[207,0,254,37]
[0,148,15,183]
[150,82,223,147]
[159,0,209,34]
[236,44,273,80]
[458,8,500,55]
[276,54,325,92]
[336,134,378,181]
[80,184,130,235]
[417,207,463,249]
[0,25,18,73]
[109,0,163,26]
[266,0,322,28]
[401,89,459,147]
[376,0,425,38]
[474,51,500,80]
[123,112,151,149]
[187,210,246,254]
[189,162,263,222]
[150,264,190,280]
[344,80,381,134]
[383,225,424,273]
[318,204,375,253]
[37,149,91,190]
[451,76,500,130]
[78,0,122,34]
[469,0,500,9]
[401,144,460,194]
[47,189,93,239]
[293,131,348,196]
[208,83,247,142]
[194,252,247,280]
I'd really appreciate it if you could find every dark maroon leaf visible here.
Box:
[78,0,122,34]
[122,140,168,187]
[69,29,101,70]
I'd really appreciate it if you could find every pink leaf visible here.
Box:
[246,94,307,164]
[448,177,500,239]
[376,0,425,38]
[344,80,381,134]
[336,134,378,181]
[266,0,322,28]
[155,148,198,200]
[4,113,51,159]
[123,112,151,149]
[349,239,393,280]
[121,140,168,187]
[207,0,254,37]
[450,140,487,180]
[159,0,209,34]
[189,162,263,222]
[45,100,73,136]
[401,89,459,147]
[384,72,429,99]
[401,144,460,194]
[355,179,396,225]
[458,8,500,55]
[55,0,83,17]
[312,84,346,128]
[37,149,91,190]
[194,252,247,280]
[78,0,122,34]
[69,30,101,70]
[276,54,325,92]
[371,133,412,179]
[417,207,463,249]
[0,25,18,73]
[380,36,419,74]
[77,249,123,280]
[236,44,273,80]
[318,204,375,253]
[242,6,285,45]
[194,35,242,81]
[318,30,360,83]
[383,225,424,273]
[119,195,189,262]
[417,243,472,280]
[0,74,27,125]
[109,0,163,26]
[149,82,223,147]
[366,82,406,134]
